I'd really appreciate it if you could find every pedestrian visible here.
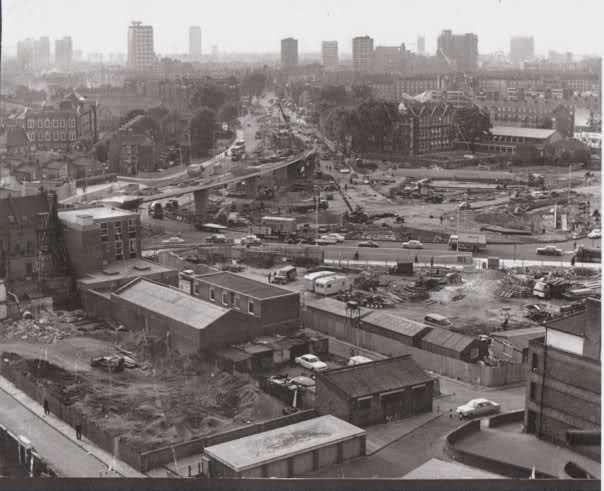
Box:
[414,255,419,264]
[573,241,577,249]
[430,257,434,268]
[75,423,82,441]
[449,409,452,420]
[571,257,576,267]
[353,251,359,261]
[439,216,443,225]
[268,272,272,283]
[502,316,509,330]
[43,398,49,416]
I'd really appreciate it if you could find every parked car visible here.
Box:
[402,240,423,249]
[241,235,262,246]
[424,313,452,328]
[295,354,327,372]
[456,399,501,419]
[206,234,227,244]
[316,236,338,245]
[325,233,345,243]
[458,201,472,210]
[587,229,601,239]
[162,237,185,244]
[318,226,329,233]
[358,240,379,248]
[348,356,372,366]
[536,245,562,256]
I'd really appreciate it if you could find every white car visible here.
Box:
[162,237,185,244]
[325,233,345,243]
[402,240,423,249]
[456,399,501,419]
[295,354,327,372]
[316,236,338,245]
[588,229,601,239]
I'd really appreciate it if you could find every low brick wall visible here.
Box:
[139,409,319,473]
[487,410,525,428]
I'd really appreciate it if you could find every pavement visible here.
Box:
[0,375,145,478]
[454,421,601,479]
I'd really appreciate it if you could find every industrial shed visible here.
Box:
[303,298,372,340]
[110,279,270,355]
[418,327,486,363]
[203,415,366,478]
[490,326,546,364]
[360,311,431,347]
[315,355,434,427]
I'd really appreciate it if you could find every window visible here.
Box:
[502,343,514,358]
[358,397,371,410]
[45,131,51,141]
[26,241,33,253]
[470,348,479,360]
[60,120,66,128]
[53,119,58,128]
[193,283,199,296]
[100,222,108,241]
[37,120,43,129]
[114,221,122,235]
[25,263,33,276]
[53,131,59,140]
[44,119,51,128]
[234,296,240,310]
[128,238,137,257]
[69,131,76,141]
[115,240,123,260]
[128,218,137,232]
[530,382,537,401]
[69,118,76,128]
[222,291,228,306]
[531,353,539,370]
[209,288,216,302]
[248,300,255,315]
[27,120,34,129]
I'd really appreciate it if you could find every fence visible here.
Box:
[138,409,318,473]
[487,410,525,428]
[0,359,143,472]
[326,337,388,362]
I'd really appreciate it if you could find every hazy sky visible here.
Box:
[3,0,603,56]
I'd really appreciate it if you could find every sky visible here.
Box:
[2,0,603,57]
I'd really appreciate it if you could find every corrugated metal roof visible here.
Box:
[545,311,587,337]
[362,311,430,339]
[420,327,475,353]
[216,348,251,363]
[318,356,433,399]
[196,272,294,299]
[491,326,546,351]
[305,298,371,318]
[242,344,273,355]
[116,279,229,330]
[491,126,559,139]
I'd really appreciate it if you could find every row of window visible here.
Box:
[27,118,76,129]
[27,131,76,142]
[201,285,256,315]
[100,219,138,239]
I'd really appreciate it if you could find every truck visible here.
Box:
[261,216,297,235]
[271,265,297,284]
[573,245,601,263]
[448,233,487,253]
[149,202,164,219]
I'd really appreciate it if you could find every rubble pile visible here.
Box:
[0,309,86,344]
[494,274,534,298]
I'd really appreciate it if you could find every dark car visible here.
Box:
[536,245,562,256]
[358,240,379,248]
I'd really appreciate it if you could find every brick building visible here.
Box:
[58,207,141,277]
[4,127,34,156]
[478,126,563,155]
[524,298,600,460]
[315,355,434,427]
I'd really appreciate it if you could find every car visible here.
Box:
[295,354,327,372]
[206,234,227,244]
[317,226,329,233]
[325,233,345,243]
[536,245,563,256]
[402,240,423,249]
[339,168,351,174]
[241,235,262,246]
[588,229,601,239]
[358,240,379,248]
[316,236,338,245]
[456,399,501,419]
[299,237,316,245]
[162,237,185,244]
[458,201,472,210]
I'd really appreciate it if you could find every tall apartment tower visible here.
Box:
[417,35,425,55]
[437,30,478,71]
[35,37,51,68]
[128,21,155,69]
[352,35,374,72]
[280,38,299,67]
[321,41,339,68]
[55,37,73,68]
[510,36,534,66]
[189,26,202,62]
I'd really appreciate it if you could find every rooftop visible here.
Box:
[0,193,50,228]
[203,415,365,471]
[77,259,177,286]
[6,127,31,147]
[195,272,296,300]
[114,279,229,330]
[545,311,587,337]
[402,458,504,479]
[58,206,138,225]
[420,327,476,353]
[305,297,372,318]
[317,355,433,399]
[490,126,560,139]
[362,311,431,339]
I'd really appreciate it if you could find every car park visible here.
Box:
[456,399,501,419]
[402,240,423,249]
[295,354,327,372]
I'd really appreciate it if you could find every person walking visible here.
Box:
[571,256,576,267]
[43,398,49,416]
[430,257,434,268]
[502,315,509,330]
[268,272,272,283]
[353,251,359,261]
[75,423,82,441]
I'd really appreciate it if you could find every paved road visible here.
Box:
[0,387,112,477]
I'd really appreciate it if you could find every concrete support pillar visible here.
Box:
[244,176,259,198]
[193,189,209,218]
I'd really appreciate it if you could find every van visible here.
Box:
[272,266,297,284]
[424,314,452,328]
[348,356,372,366]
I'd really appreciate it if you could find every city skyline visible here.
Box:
[3,0,603,58]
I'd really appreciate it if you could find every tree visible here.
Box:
[241,72,266,97]
[218,103,239,129]
[512,143,540,164]
[93,141,108,163]
[536,117,553,130]
[453,106,492,153]
[319,85,348,108]
[350,100,400,152]
[190,107,216,158]
[120,109,145,126]
[544,138,591,166]
[351,85,372,104]
[322,107,352,150]
[128,115,161,141]
[189,85,228,112]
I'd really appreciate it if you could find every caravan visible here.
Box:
[303,271,336,292]
[314,275,351,296]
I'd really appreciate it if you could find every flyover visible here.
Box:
[138,149,317,218]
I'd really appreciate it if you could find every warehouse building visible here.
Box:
[360,311,431,347]
[490,326,546,364]
[203,415,366,478]
[418,327,486,363]
[315,355,434,426]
